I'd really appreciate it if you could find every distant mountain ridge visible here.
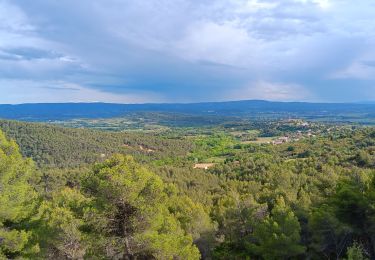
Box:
[0,100,374,122]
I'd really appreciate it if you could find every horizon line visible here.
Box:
[0,99,374,106]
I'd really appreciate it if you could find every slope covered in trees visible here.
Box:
[0,120,194,168]
[0,131,207,259]
[0,120,374,259]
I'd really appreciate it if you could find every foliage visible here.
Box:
[0,121,375,259]
[0,131,39,258]
[346,242,369,260]
[248,197,305,259]
[81,154,201,259]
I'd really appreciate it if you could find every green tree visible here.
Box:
[249,197,305,259]
[0,131,39,258]
[346,242,369,260]
[82,154,200,259]
[167,187,217,258]
[309,205,352,259]
[212,193,266,259]
[32,187,90,259]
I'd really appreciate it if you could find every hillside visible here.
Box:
[0,120,194,168]
[1,119,375,259]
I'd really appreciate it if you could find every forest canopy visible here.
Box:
[0,120,374,259]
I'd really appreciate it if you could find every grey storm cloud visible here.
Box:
[0,0,375,103]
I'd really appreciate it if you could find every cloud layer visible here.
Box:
[0,0,374,103]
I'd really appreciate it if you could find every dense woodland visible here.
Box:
[0,119,374,259]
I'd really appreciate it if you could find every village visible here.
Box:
[192,119,327,170]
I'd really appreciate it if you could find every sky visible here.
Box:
[0,0,375,104]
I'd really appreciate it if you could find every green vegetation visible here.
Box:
[0,133,204,259]
[0,131,39,258]
[0,118,374,259]
[0,120,194,168]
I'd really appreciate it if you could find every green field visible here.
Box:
[241,136,275,144]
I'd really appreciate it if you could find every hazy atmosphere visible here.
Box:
[1,0,375,103]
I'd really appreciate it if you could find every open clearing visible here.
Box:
[241,137,275,144]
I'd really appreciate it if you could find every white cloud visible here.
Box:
[331,62,375,80]
[0,80,163,104]
[293,0,331,10]
[314,0,331,9]
[0,0,33,32]
[228,81,313,101]
[231,0,279,13]
[0,0,373,102]
[174,21,260,66]
[0,1,45,49]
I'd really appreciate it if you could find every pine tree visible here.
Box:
[249,197,305,259]
[0,131,39,258]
